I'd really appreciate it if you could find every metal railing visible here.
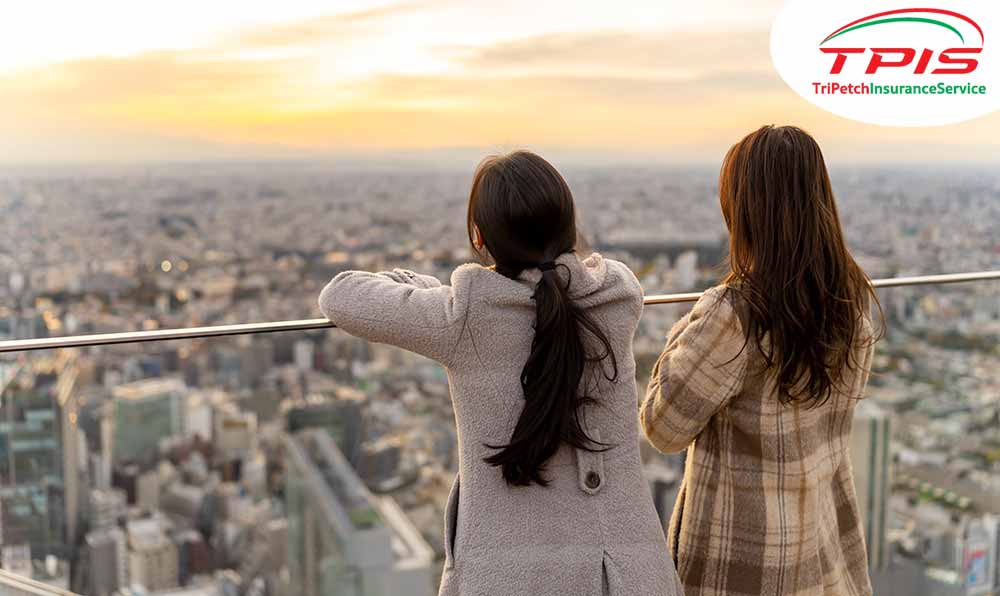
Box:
[0,569,79,596]
[0,270,997,354]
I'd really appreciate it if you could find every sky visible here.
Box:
[1,0,999,164]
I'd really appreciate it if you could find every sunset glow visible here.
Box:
[2,0,999,163]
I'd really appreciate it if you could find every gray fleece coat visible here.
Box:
[318,252,682,596]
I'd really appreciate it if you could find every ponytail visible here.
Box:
[484,259,618,486]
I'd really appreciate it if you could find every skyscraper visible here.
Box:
[88,489,126,531]
[0,352,82,552]
[213,402,257,462]
[83,527,127,596]
[55,365,83,547]
[283,393,365,465]
[125,518,178,592]
[850,401,893,571]
[284,430,433,596]
[110,378,185,465]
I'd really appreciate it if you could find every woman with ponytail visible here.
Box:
[319,151,680,596]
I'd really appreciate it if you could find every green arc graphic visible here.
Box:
[822,17,965,45]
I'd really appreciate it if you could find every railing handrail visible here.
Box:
[0,569,79,596]
[0,270,996,354]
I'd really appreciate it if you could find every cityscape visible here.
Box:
[0,161,998,596]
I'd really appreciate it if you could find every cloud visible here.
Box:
[355,28,786,112]
[364,70,783,111]
[445,29,773,76]
[0,51,309,146]
[221,1,430,50]
[1,17,999,164]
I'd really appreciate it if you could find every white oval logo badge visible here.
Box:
[771,1,1000,126]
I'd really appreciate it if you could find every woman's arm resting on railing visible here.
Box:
[373,268,444,289]
[318,270,464,365]
[640,287,748,453]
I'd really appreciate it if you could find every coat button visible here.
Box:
[585,471,601,489]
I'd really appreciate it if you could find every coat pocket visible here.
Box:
[443,474,460,570]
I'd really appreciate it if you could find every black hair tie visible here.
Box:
[538,261,557,272]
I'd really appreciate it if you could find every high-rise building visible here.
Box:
[183,391,213,442]
[237,335,275,389]
[125,518,179,592]
[88,489,126,532]
[284,393,365,464]
[294,340,315,371]
[213,403,257,462]
[110,378,185,465]
[284,430,434,596]
[0,353,83,551]
[241,452,268,499]
[673,250,698,290]
[54,366,83,547]
[135,470,160,511]
[83,527,127,596]
[850,401,892,571]
[160,484,205,521]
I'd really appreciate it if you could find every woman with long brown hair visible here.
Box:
[641,125,882,596]
[320,151,680,596]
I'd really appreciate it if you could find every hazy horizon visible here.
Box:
[3,151,1000,173]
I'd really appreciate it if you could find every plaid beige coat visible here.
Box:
[641,285,875,596]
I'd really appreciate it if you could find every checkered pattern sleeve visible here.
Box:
[641,286,749,453]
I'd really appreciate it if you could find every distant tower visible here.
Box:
[294,340,315,372]
[850,401,892,571]
[673,250,698,290]
[56,363,84,546]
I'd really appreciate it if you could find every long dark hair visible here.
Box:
[719,125,883,406]
[467,151,618,487]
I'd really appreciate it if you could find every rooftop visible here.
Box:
[111,377,187,402]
